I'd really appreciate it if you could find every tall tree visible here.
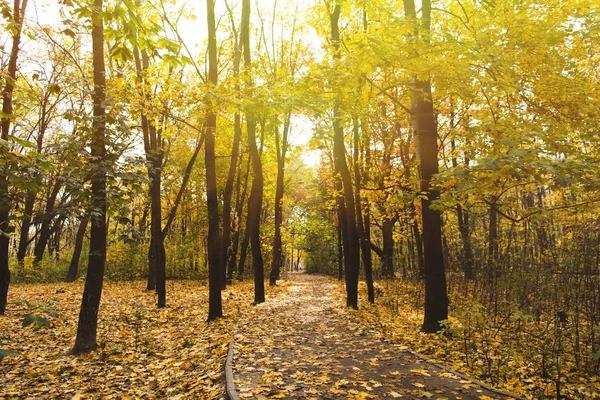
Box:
[0,0,28,315]
[205,0,223,321]
[329,2,360,309]
[241,0,265,303]
[221,0,243,288]
[403,0,448,333]
[72,0,108,353]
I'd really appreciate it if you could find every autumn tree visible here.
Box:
[205,0,223,320]
[241,0,265,304]
[0,0,28,315]
[72,0,108,353]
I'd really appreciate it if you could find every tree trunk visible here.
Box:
[382,217,395,278]
[66,216,88,282]
[72,0,107,353]
[221,7,244,289]
[269,114,290,286]
[353,120,374,302]
[0,0,27,315]
[241,0,265,304]
[488,199,499,284]
[33,179,62,263]
[206,0,222,321]
[404,0,448,333]
[330,4,360,309]
[17,192,35,263]
[231,154,250,282]
[337,211,343,281]
[457,204,475,280]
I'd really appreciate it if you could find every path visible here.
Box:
[229,274,517,399]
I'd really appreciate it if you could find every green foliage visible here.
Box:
[22,315,50,329]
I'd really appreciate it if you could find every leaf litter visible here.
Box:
[232,274,515,399]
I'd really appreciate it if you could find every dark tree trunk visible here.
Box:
[50,214,66,260]
[488,199,499,284]
[220,9,243,290]
[337,211,343,281]
[133,39,168,302]
[457,204,475,280]
[241,0,265,304]
[411,216,425,279]
[353,120,374,302]
[72,0,107,353]
[33,179,61,263]
[237,227,250,280]
[382,217,395,278]
[150,156,166,307]
[269,114,290,286]
[206,0,222,321]
[0,0,27,315]
[329,4,360,309]
[231,154,250,282]
[404,0,448,333]
[67,217,88,282]
[17,192,35,263]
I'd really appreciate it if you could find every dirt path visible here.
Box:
[230,274,517,399]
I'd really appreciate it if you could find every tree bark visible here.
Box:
[403,0,448,333]
[330,4,360,309]
[220,5,244,289]
[206,0,223,321]
[0,0,28,315]
[66,216,88,282]
[17,192,35,263]
[382,217,395,278]
[353,120,374,302]
[33,179,62,263]
[72,0,107,353]
[232,153,251,281]
[241,0,265,304]
[269,114,290,286]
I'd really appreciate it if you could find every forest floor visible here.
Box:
[231,273,516,399]
[0,279,266,399]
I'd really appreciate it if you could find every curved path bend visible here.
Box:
[229,274,517,400]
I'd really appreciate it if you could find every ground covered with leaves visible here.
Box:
[0,280,260,399]
[231,274,513,399]
[356,280,600,399]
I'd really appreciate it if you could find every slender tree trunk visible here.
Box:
[382,217,395,278]
[269,114,290,286]
[67,216,88,282]
[72,0,107,353]
[206,0,222,321]
[17,192,35,263]
[237,227,250,279]
[220,7,243,289]
[0,0,27,315]
[488,199,499,284]
[337,211,343,281]
[353,120,374,302]
[33,179,62,263]
[329,4,360,309]
[241,0,265,304]
[231,154,250,282]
